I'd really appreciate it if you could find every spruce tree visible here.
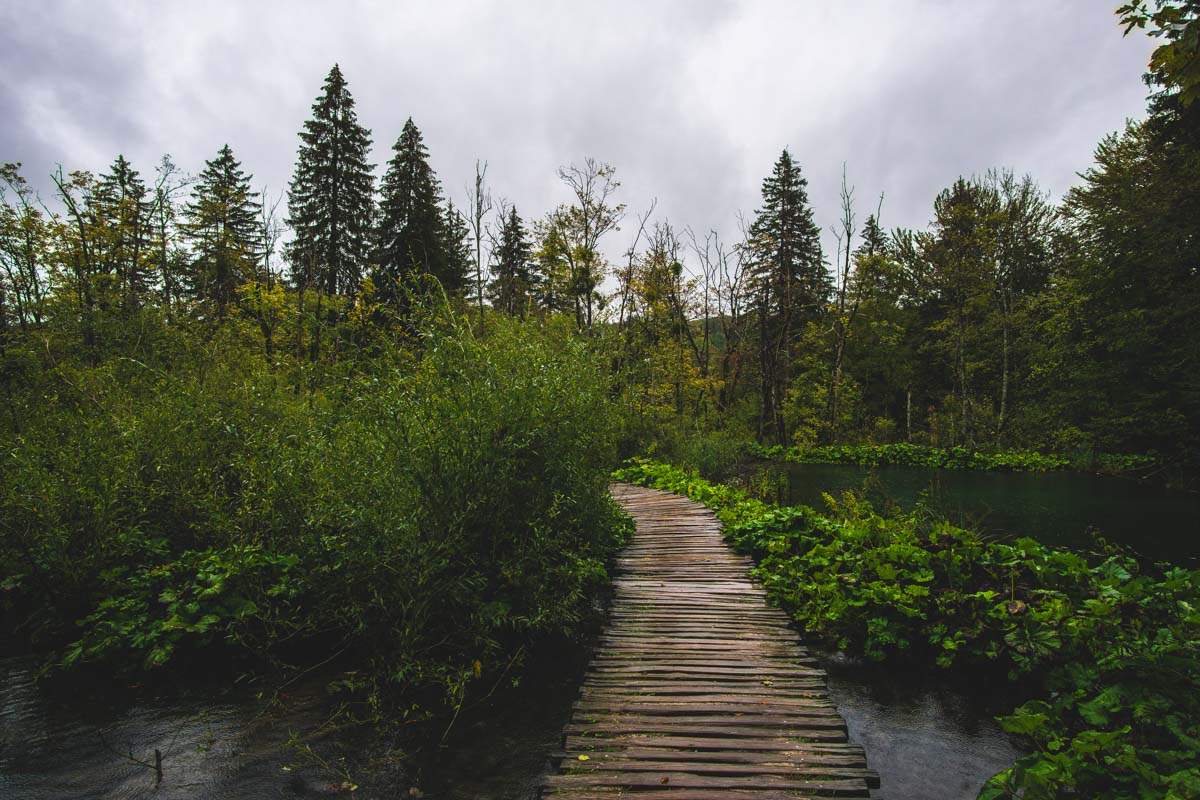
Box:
[856,213,887,260]
[287,64,375,296]
[184,144,262,309]
[441,199,472,297]
[375,117,449,302]
[93,155,152,312]
[747,149,826,444]
[748,149,827,319]
[488,206,533,317]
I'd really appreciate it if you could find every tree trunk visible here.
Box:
[906,388,913,442]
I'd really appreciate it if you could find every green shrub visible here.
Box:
[1,315,627,705]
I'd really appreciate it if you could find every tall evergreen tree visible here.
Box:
[488,206,533,317]
[184,145,262,309]
[747,149,826,444]
[287,64,375,296]
[93,155,152,312]
[375,117,448,302]
[441,199,472,297]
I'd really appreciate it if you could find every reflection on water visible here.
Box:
[778,462,1200,563]
[414,637,591,800]
[0,634,592,800]
[0,655,370,799]
[823,653,1023,800]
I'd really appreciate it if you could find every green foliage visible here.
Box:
[786,443,1070,471]
[1,312,627,706]
[1119,1,1200,107]
[743,441,1158,474]
[614,459,1200,799]
[287,64,376,296]
[184,145,263,309]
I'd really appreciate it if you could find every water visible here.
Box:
[776,462,1200,563]
[0,635,590,800]
[0,655,385,799]
[822,654,1023,800]
[413,637,592,799]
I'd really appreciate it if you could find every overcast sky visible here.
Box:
[1,1,1157,264]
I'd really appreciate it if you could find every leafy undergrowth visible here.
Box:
[745,442,1158,474]
[1,316,629,715]
[614,458,1200,800]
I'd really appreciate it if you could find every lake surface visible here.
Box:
[773,462,1200,564]
[0,635,589,800]
[822,653,1023,800]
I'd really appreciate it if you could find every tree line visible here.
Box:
[2,28,1198,463]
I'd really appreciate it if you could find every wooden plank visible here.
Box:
[541,484,875,799]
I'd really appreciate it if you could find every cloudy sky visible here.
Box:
[2,1,1156,263]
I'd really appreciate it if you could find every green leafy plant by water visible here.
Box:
[0,313,628,708]
[744,441,1158,474]
[614,458,1200,800]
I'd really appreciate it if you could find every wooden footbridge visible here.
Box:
[542,483,878,799]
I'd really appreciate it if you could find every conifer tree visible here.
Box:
[93,155,152,312]
[184,145,262,310]
[747,149,826,444]
[287,64,375,296]
[441,199,472,297]
[375,117,448,302]
[488,206,533,317]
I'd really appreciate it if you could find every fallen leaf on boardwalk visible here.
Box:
[660,776,670,784]
[577,755,590,761]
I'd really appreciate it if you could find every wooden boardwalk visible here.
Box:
[542,483,877,799]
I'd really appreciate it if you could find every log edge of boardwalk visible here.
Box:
[541,482,878,799]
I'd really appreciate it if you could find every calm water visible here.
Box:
[822,654,1023,800]
[0,636,589,800]
[776,462,1200,563]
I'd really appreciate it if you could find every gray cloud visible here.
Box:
[1,0,1155,265]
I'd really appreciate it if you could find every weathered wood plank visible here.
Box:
[541,484,875,799]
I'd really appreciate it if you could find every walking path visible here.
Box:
[541,483,878,798]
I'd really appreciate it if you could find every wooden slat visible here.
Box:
[541,484,877,797]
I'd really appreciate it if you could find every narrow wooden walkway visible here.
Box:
[542,483,878,799]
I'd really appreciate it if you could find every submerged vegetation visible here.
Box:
[615,459,1200,799]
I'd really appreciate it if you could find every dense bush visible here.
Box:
[0,314,628,703]
[614,459,1200,799]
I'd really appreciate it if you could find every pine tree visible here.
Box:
[488,206,533,317]
[287,64,375,296]
[93,155,152,312]
[856,213,887,260]
[184,145,262,310]
[375,117,448,302]
[747,149,826,444]
[441,200,472,297]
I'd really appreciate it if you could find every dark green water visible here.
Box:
[776,463,1200,564]
[0,637,589,800]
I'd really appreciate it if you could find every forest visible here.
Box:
[1,3,1198,799]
